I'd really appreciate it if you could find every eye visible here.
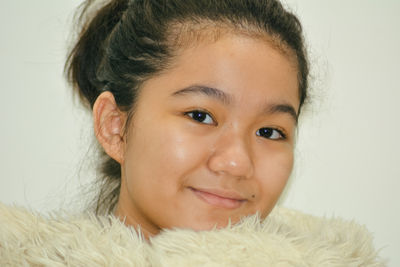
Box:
[256,127,286,140]
[185,110,215,125]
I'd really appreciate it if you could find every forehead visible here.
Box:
[167,34,298,102]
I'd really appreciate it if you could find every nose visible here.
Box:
[207,132,254,179]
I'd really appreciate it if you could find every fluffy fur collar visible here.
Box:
[0,203,384,266]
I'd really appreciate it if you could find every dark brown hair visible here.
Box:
[65,0,309,215]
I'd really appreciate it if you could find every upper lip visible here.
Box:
[189,187,247,201]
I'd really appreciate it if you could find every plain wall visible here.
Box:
[0,1,398,265]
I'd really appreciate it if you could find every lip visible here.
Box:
[189,187,247,209]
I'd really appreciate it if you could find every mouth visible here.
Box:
[189,187,247,209]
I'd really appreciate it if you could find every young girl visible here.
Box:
[67,0,307,237]
[0,0,384,265]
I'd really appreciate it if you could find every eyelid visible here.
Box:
[256,127,287,140]
[184,109,218,126]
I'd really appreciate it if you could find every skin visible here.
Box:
[94,33,300,238]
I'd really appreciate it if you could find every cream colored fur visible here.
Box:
[0,203,385,266]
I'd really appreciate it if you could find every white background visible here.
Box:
[0,0,398,265]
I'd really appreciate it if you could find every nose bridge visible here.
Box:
[207,126,254,179]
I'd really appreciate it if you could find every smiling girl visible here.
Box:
[0,0,384,265]
[66,0,307,238]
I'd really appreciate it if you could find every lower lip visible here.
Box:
[190,188,245,209]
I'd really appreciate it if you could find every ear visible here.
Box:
[93,91,127,164]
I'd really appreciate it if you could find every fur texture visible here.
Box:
[0,203,385,266]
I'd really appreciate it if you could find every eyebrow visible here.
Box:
[265,103,298,123]
[171,85,298,123]
[171,85,232,105]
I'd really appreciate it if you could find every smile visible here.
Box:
[189,187,247,209]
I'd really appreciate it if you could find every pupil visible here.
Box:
[193,111,206,122]
[259,128,272,138]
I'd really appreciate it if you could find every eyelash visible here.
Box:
[184,109,216,125]
[256,127,286,140]
[184,110,287,140]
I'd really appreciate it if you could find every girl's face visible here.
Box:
[114,34,299,237]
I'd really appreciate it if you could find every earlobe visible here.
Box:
[93,91,127,164]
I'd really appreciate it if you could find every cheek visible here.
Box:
[121,118,214,229]
[123,119,209,192]
[254,148,294,215]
